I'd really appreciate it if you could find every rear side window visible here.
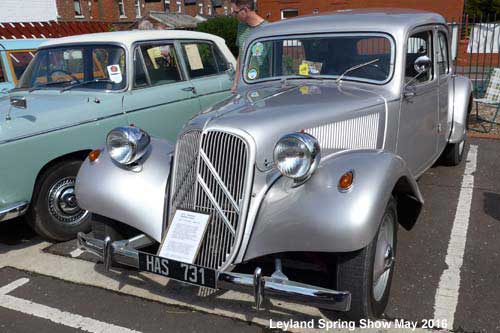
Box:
[138,43,182,86]
[437,31,449,75]
[181,42,220,78]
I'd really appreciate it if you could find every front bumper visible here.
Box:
[77,232,351,311]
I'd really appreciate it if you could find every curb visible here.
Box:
[467,131,500,140]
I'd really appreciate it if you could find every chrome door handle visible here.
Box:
[182,86,196,94]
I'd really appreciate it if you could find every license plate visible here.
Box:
[138,252,217,289]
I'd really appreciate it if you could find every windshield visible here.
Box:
[18,45,126,91]
[244,34,394,84]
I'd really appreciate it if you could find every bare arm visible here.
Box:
[231,56,241,94]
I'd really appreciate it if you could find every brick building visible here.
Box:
[55,0,231,24]
[256,0,466,22]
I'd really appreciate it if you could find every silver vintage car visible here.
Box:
[75,10,472,320]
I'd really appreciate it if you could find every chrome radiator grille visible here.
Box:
[169,130,250,270]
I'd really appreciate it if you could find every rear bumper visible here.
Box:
[77,232,351,312]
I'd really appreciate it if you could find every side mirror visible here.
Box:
[414,55,431,74]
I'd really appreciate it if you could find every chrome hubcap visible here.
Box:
[48,177,89,225]
[372,213,395,302]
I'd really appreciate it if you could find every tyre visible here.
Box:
[91,216,125,241]
[442,138,465,166]
[27,160,91,242]
[334,197,398,320]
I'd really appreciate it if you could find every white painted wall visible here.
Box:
[0,0,58,22]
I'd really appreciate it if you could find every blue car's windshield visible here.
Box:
[244,33,394,84]
[18,45,126,91]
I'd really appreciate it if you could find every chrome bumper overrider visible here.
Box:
[77,232,351,311]
[0,201,29,222]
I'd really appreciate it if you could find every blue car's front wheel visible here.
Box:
[27,159,91,242]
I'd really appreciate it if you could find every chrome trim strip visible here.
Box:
[77,232,351,312]
[0,201,29,222]
[196,174,236,236]
[199,149,240,214]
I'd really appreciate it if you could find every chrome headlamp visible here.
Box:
[106,126,151,165]
[273,132,321,182]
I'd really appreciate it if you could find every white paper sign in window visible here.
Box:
[184,44,204,70]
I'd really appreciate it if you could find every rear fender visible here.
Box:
[243,150,424,261]
[449,75,473,143]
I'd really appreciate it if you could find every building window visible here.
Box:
[74,0,83,17]
[135,0,141,18]
[313,8,319,15]
[281,8,298,20]
[165,0,170,13]
[176,1,182,13]
[198,3,203,15]
[223,6,228,15]
[118,0,126,17]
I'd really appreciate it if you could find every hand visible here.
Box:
[230,83,238,94]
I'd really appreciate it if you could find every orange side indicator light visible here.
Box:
[89,149,101,162]
[338,171,354,191]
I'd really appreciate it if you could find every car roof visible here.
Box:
[0,39,48,51]
[39,30,226,49]
[249,9,446,40]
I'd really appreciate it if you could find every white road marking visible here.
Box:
[434,144,478,328]
[0,278,141,333]
[70,248,84,258]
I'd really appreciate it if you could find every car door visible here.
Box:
[0,51,14,95]
[178,40,233,111]
[436,28,451,154]
[397,28,439,176]
[123,41,201,142]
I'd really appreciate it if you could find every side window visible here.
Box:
[134,48,148,88]
[213,45,229,72]
[0,56,5,82]
[139,43,182,86]
[7,51,35,82]
[437,31,449,75]
[181,42,219,78]
[405,31,433,83]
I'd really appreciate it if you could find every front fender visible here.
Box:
[75,138,174,242]
[449,75,473,143]
[243,150,424,261]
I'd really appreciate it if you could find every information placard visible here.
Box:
[158,210,210,264]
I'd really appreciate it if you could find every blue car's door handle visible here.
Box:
[182,86,197,94]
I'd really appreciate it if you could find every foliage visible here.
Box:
[196,16,239,57]
[466,0,500,19]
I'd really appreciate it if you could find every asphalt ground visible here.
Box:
[0,138,499,332]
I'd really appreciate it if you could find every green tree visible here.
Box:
[466,0,500,19]
[196,16,238,57]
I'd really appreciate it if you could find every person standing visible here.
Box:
[230,0,266,93]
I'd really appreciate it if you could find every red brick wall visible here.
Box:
[257,0,465,22]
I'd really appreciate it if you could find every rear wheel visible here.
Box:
[333,197,398,320]
[442,138,465,166]
[27,160,91,242]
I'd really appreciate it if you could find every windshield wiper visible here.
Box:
[336,58,380,84]
[28,80,74,92]
[60,79,115,93]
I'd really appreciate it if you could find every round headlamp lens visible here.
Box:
[106,127,150,165]
[274,133,320,181]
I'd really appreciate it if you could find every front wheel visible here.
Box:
[335,197,398,320]
[27,160,91,242]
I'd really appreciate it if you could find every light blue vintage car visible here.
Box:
[0,39,47,98]
[0,30,235,241]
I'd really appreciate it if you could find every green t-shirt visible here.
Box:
[236,21,267,57]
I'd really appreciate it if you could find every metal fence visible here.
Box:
[451,15,500,98]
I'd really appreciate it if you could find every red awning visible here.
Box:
[0,21,111,39]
